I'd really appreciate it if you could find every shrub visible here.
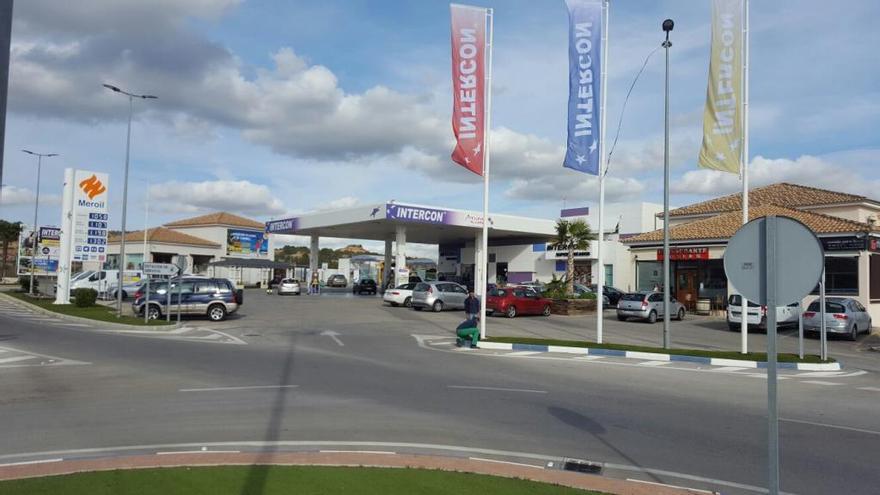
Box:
[18,275,36,293]
[73,288,98,307]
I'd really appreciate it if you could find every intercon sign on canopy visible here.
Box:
[72,170,109,263]
[385,203,488,228]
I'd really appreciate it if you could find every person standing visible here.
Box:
[464,290,480,322]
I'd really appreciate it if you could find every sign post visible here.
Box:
[175,257,187,327]
[724,215,824,495]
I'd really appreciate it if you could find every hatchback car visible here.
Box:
[132,277,240,321]
[383,282,417,307]
[411,281,469,312]
[487,286,552,318]
[727,294,799,331]
[803,297,872,341]
[591,285,624,306]
[617,291,685,323]
[326,274,347,287]
[276,278,301,295]
[353,278,378,295]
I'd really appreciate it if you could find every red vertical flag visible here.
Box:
[450,4,487,176]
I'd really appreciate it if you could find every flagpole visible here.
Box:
[740,0,750,354]
[478,7,493,341]
[595,0,609,344]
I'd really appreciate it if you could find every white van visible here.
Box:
[71,270,143,298]
[727,294,800,331]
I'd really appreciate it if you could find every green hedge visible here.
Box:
[73,288,98,307]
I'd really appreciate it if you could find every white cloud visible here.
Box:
[316,196,359,211]
[148,180,286,217]
[671,154,880,198]
[505,174,646,203]
[0,186,61,206]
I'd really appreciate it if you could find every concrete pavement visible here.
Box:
[0,290,878,494]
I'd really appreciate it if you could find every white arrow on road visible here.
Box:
[320,330,344,347]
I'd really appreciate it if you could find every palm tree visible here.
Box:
[0,220,23,279]
[549,219,596,297]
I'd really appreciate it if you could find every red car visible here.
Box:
[487,286,552,318]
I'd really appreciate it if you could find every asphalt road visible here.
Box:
[1,290,878,495]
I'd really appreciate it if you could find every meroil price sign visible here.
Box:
[72,170,109,263]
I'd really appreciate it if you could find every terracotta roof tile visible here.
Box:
[668,182,871,217]
[163,212,264,230]
[626,204,878,244]
[108,227,220,247]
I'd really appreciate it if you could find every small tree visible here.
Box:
[549,219,596,297]
[0,220,23,279]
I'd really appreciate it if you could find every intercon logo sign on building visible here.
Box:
[72,170,109,262]
[385,203,486,228]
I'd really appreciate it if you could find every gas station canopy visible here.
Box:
[266,201,556,245]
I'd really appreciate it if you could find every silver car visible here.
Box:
[803,297,872,341]
[276,278,301,295]
[411,281,468,312]
[617,291,685,323]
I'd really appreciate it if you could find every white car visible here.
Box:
[727,294,799,330]
[276,278,301,295]
[383,282,417,307]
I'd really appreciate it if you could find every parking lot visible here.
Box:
[192,288,880,372]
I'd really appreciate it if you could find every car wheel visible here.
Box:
[676,308,685,321]
[432,300,443,312]
[849,324,858,341]
[542,305,551,317]
[146,305,162,320]
[506,305,517,318]
[403,297,412,308]
[647,310,657,324]
[208,304,227,322]
[120,290,127,299]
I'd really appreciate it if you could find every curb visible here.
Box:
[0,292,175,332]
[477,341,841,371]
[0,451,705,495]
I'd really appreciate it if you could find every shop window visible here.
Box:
[488,253,496,263]
[870,254,880,300]
[637,261,662,291]
[604,264,613,287]
[814,256,859,295]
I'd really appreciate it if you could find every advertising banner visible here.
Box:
[698,0,743,173]
[227,228,269,257]
[266,217,299,234]
[385,203,489,228]
[450,3,487,176]
[34,226,60,274]
[72,170,109,263]
[563,0,603,175]
[16,227,36,276]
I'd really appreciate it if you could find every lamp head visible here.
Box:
[102,83,121,93]
[662,19,674,32]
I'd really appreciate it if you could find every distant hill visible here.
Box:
[274,244,380,268]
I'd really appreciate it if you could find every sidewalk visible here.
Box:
[0,451,707,495]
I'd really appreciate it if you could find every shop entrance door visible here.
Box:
[676,269,698,310]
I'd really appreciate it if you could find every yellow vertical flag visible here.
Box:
[698,0,743,173]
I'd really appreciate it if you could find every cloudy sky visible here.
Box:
[1,0,878,253]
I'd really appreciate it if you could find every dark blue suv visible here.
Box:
[132,277,241,322]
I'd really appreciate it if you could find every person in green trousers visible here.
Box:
[457,291,481,347]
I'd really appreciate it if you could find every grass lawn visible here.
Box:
[4,291,171,327]
[0,466,605,494]
[485,336,833,364]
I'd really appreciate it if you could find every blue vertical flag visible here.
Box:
[563,0,603,175]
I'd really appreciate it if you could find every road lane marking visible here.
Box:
[0,458,63,467]
[447,385,547,394]
[710,367,750,372]
[320,330,344,347]
[470,457,544,469]
[800,380,844,386]
[780,417,880,436]
[626,478,716,494]
[0,356,38,364]
[157,450,241,455]
[505,351,540,356]
[638,361,670,366]
[858,387,880,392]
[320,450,396,455]
[179,385,299,393]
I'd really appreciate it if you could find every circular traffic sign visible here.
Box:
[724,216,824,306]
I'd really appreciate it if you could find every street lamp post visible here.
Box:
[22,150,58,296]
[103,84,157,317]
[661,19,674,349]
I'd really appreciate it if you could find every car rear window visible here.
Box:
[621,293,645,301]
[281,278,295,283]
[728,295,760,307]
[195,282,218,293]
[807,301,846,313]
[415,283,430,292]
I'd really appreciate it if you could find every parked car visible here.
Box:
[573,283,610,307]
[803,297,872,341]
[383,282,417,307]
[353,278,378,295]
[727,294,799,331]
[487,286,552,318]
[519,281,546,293]
[326,274,347,287]
[412,281,469,312]
[590,285,624,306]
[617,291,685,323]
[132,277,240,322]
[276,278,301,295]
[72,269,143,297]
